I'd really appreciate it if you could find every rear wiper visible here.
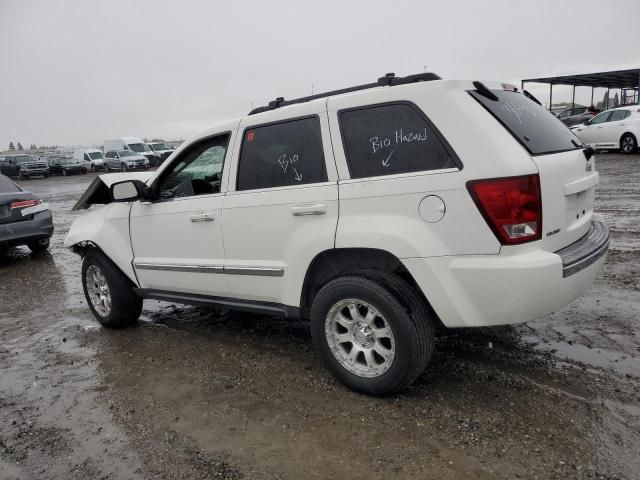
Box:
[524,90,542,106]
[473,81,498,101]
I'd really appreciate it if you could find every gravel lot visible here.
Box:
[1,153,638,479]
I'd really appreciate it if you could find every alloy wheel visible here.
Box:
[324,298,395,378]
[621,135,636,153]
[85,264,112,317]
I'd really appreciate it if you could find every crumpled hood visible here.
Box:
[72,172,153,210]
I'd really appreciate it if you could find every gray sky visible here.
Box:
[1,0,638,149]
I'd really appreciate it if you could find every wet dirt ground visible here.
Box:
[1,154,638,479]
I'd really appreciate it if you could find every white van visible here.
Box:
[104,137,161,166]
[74,149,105,172]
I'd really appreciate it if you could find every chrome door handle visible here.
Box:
[291,204,327,216]
[189,212,215,222]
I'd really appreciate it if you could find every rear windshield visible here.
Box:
[0,175,21,193]
[469,89,583,155]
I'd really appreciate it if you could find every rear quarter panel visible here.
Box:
[328,80,538,259]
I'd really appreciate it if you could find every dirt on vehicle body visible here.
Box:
[0,155,639,479]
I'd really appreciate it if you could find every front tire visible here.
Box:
[104,163,110,173]
[311,275,433,396]
[81,251,142,328]
[620,133,637,154]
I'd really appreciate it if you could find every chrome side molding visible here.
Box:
[134,262,284,277]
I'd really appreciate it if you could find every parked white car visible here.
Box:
[65,73,609,395]
[570,105,639,153]
[74,149,105,172]
[146,142,175,164]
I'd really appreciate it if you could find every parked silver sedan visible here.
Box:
[103,150,150,172]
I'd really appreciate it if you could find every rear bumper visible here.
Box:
[402,221,609,328]
[556,221,609,277]
[0,210,54,247]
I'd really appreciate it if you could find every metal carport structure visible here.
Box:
[521,68,640,111]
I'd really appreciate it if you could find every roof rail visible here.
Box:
[248,72,442,115]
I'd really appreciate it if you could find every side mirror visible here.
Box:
[110,180,149,202]
[583,119,590,125]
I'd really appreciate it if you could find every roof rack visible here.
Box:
[248,72,442,115]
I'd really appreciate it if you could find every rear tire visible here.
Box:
[620,133,637,154]
[81,251,142,328]
[310,275,433,396]
[27,238,50,253]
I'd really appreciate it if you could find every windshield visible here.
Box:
[469,89,583,155]
[151,143,170,150]
[128,143,149,153]
[14,155,37,164]
[119,151,137,157]
[88,152,104,160]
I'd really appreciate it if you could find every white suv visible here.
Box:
[65,73,609,395]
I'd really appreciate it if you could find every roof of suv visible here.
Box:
[249,72,442,116]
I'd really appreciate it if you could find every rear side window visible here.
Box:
[609,110,630,121]
[0,175,20,193]
[470,89,583,155]
[339,103,458,179]
[237,117,327,191]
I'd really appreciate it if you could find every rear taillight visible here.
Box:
[10,199,41,209]
[467,174,542,245]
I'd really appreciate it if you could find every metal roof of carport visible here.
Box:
[522,68,640,89]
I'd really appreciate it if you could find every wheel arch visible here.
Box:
[71,240,139,287]
[620,131,637,149]
[299,247,444,329]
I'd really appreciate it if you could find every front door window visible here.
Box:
[157,135,229,200]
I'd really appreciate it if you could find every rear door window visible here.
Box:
[609,110,630,122]
[339,103,458,179]
[470,89,583,155]
[237,116,327,191]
